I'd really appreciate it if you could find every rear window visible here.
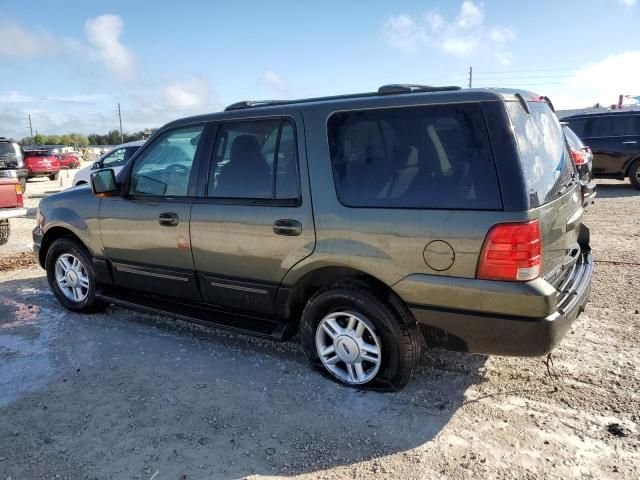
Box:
[327,103,502,210]
[506,101,575,207]
[562,126,585,150]
[24,151,50,157]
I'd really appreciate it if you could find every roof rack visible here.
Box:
[224,83,462,111]
[377,84,461,94]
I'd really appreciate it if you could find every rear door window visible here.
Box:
[506,101,575,207]
[327,103,502,210]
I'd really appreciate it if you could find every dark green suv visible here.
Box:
[33,85,593,390]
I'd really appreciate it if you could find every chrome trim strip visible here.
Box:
[209,281,268,295]
[117,266,189,282]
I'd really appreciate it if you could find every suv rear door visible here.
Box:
[99,124,206,300]
[505,100,584,285]
[190,113,315,315]
[576,113,640,176]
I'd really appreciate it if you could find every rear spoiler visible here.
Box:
[513,93,556,114]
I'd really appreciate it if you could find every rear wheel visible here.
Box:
[0,220,10,245]
[49,173,59,181]
[45,237,107,312]
[300,283,421,390]
[629,159,640,190]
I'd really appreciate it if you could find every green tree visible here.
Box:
[32,134,46,145]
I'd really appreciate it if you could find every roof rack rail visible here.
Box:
[225,100,289,111]
[377,84,461,94]
[223,84,463,111]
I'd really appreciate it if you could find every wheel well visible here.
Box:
[625,156,640,176]
[39,227,83,266]
[76,181,87,185]
[287,267,404,321]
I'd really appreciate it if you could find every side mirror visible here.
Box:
[90,169,118,196]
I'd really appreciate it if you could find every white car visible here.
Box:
[73,141,145,187]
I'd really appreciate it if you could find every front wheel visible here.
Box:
[300,284,421,390]
[629,159,640,190]
[45,238,107,312]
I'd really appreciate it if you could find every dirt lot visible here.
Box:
[0,178,638,480]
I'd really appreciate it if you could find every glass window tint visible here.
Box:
[565,118,586,137]
[102,148,127,168]
[209,119,299,200]
[129,125,203,197]
[586,114,636,137]
[327,103,502,210]
[506,101,574,207]
[562,126,585,150]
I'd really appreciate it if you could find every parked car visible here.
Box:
[561,110,640,189]
[23,149,60,181]
[0,177,25,245]
[72,141,144,187]
[0,137,29,192]
[561,123,596,206]
[56,153,81,169]
[33,86,593,390]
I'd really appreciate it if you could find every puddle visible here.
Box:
[0,297,65,407]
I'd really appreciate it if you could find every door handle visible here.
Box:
[273,219,302,236]
[158,212,179,227]
[622,140,637,144]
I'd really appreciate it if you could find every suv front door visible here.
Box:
[190,115,315,315]
[99,124,205,300]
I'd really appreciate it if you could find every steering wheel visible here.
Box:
[165,163,189,175]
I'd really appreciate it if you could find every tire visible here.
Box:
[49,173,59,181]
[300,283,422,391]
[629,159,640,190]
[0,220,9,246]
[45,237,108,313]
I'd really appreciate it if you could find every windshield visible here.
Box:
[506,101,575,207]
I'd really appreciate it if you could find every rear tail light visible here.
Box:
[477,220,541,281]
[15,183,23,208]
[571,148,590,166]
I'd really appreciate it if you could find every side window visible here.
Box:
[208,119,299,200]
[129,125,203,197]
[102,148,127,168]
[566,118,586,137]
[327,103,502,210]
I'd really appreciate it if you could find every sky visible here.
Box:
[1,0,640,139]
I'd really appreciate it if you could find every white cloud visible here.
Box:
[552,51,640,108]
[456,1,484,29]
[258,70,291,97]
[163,77,213,108]
[85,15,136,81]
[619,0,636,6]
[383,1,514,63]
[0,22,55,58]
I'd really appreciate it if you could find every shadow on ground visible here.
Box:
[0,275,487,479]
[595,182,640,199]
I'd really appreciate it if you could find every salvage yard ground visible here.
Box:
[0,176,638,479]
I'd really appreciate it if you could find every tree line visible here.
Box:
[19,129,156,147]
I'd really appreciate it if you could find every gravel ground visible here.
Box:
[0,179,638,480]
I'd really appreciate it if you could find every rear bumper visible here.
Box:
[409,250,593,357]
[28,170,58,177]
[0,208,27,220]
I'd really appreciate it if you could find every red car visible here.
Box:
[23,149,61,181]
[56,153,81,169]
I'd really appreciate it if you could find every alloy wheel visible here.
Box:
[54,253,90,302]
[315,310,382,384]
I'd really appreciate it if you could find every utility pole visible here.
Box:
[116,103,123,143]
[27,114,33,137]
[468,66,473,89]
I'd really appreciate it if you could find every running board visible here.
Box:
[95,287,295,341]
